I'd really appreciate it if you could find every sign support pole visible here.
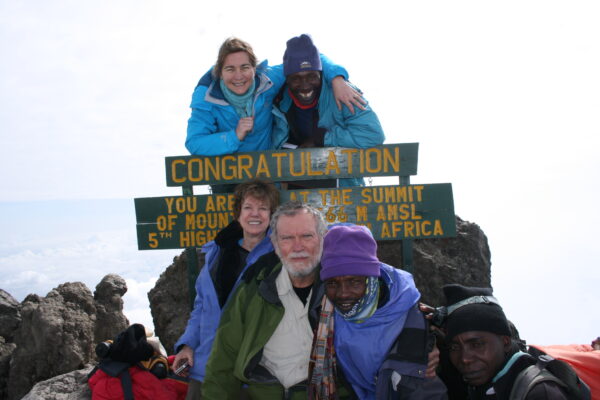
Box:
[183,185,199,308]
[399,176,414,273]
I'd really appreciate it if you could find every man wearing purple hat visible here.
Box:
[272,34,385,189]
[310,224,447,399]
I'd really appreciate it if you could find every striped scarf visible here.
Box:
[308,296,338,400]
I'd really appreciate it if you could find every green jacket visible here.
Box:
[202,252,323,399]
[202,251,357,400]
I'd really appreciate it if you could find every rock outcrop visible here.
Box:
[0,337,17,400]
[148,250,203,355]
[1,275,130,400]
[7,282,97,400]
[149,215,491,355]
[93,274,129,344]
[0,289,21,342]
[20,366,94,400]
[379,216,491,306]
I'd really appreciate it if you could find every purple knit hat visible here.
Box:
[283,34,322,77]
[320,225,381,280]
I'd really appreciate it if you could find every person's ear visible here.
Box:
[501,335,512,352]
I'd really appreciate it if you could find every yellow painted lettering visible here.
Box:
[404,221,415,237]
[381,223,391,238]
[171,160,186,184]
[324,151,341,175]
[318,190,329,206]
[361,188,372,204]
[392,221,403,237]
[205,197,215,212]
[411,203,421,219]
[255,154,271,178]
[341,149,357,174]
[342,189,352,205]
[271,153,287,178]
[204,157,220,181]
[376,205,386,221]
[356,205,368,222]
[188,158,203,182]
[387,204,398,220]
[434,220,444,235]
[215,195,227,211]
[289,152,306,177]
[221,155,236,180]
[165,198,174,213]
[382,146,400,173]
[238,155,253,179]
[421,220,432,236]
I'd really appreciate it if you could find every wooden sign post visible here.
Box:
[134,143,456,303]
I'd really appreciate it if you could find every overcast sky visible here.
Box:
[1,0,599,346]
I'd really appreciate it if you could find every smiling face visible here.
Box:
[286,70,321,105]
[237,195,270,239]
[324,275,367,313]
[221,51,255,95]
[448,331,511,387]
[273,210,322,279]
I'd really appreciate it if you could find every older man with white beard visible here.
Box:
[202,201,333,400]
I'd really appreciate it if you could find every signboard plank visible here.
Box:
[134,183,454,250]
[165,143,418,187]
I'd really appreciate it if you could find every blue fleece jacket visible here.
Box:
[185,57,348,156]
[174,231,274,382]
[334,263,420,399]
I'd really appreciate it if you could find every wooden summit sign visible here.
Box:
[134,143,456,250]
[135,183,454,250]
[165,143,418,186]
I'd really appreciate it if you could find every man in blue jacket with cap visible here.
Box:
[272,34,385,189]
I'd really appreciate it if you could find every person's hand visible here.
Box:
[426,344,440,378]
[331,76,366,114]
[419,302,435,320]
[173,345,194,377]
[236,117,254,141]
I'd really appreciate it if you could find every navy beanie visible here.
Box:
[320,225,380,280]
[443,284,511,341]
[283,34,322,76]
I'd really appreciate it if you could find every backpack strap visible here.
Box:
[119,368,134,400]
[510,356,567,400]
[94,360,135,400]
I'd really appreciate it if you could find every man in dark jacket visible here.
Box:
[442,284,570,399]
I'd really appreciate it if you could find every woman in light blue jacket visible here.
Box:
[185,37,360,158]
[172,179,280,398]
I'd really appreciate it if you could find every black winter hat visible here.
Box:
[443,284,511,341]
[109,323,154,365]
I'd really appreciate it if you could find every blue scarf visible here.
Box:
[219,79,255,117]
[336,277,380,323]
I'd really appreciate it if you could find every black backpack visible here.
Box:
[88,323,155,400]
[509,354,591,400]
